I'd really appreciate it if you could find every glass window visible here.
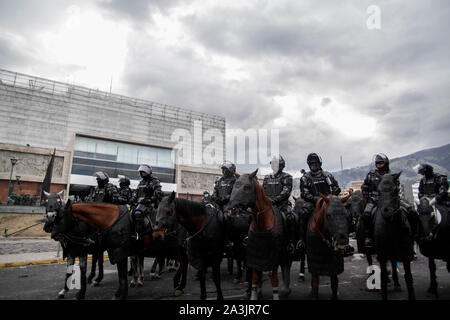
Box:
[117,144,138,164]
[74,136,96,153]
[138,147,157,165]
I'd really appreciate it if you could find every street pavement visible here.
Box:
[1,237,450,300]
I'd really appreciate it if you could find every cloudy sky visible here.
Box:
[1,0,449,175]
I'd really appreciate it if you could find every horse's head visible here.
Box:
[47,200,76,241]
[377,172,402,220]
[348,189,365,219]
[154,191,177,240]
[42,190,64,234]
[320,194,350,251]
[228,170,258,210]
[416,197,441,241]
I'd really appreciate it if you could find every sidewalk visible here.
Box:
[0,237,107,268]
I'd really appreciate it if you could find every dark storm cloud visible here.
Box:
[0,0,448,172]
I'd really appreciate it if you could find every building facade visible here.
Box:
[0,69,225,203]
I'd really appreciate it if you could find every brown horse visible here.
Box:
[228,169,290,300]
[306,192,352,299]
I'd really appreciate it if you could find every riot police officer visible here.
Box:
[88,171,119,204]
[418,163,449,206]
[117,175,133,205]
[298,153,341,251]
[130,164,163,239]
[360,153,393,248]
[211,161,237,212]
[263,155,293,215]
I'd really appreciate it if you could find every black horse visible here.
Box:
[224,206,251,284]
[154,191,225,300]
[416,196,450,297]
[373,172,416,300]
[351,189,401,291]
[293,196,308,281]
[43,192,105,300]
[129,202,189,297]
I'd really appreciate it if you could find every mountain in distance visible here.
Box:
[292,143,450,193]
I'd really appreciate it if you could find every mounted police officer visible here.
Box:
[417,163,449,207]
[88,171,119,204]
[117,175,133,205]
[263,155,293,214]
[211,161,237,212]
[298,153,341,252]
[360,153,393,249]
[130,164,162,239]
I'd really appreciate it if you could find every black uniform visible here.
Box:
[298,153,341,246]
[117,175,133,205]
[418,164,449,206]
[88,172,119,204]
[211,161,237,211]
[131,165,163,237]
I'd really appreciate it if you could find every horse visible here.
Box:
[351,189,401,291]
[224,206,252,284]
[227,169,292,300]
[42,191,105,300]
[415,196,450,297]
[373,172,416,300]
[129,203,189,296]
[293,196,308,281]
[154,191,225,300]
[305,192,352,300]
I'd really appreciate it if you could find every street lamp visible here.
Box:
[7,158,18,199]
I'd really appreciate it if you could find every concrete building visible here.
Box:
[0,69,225,203]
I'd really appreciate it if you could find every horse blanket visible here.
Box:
[246,207,285,271]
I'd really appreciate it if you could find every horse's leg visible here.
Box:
[427,257,438,297]
[174,249,188,296]
[76,255,87,300]
[199,268,207,300]
[58,255,75,299]
[158,256,165,276]
[330,275,338,300]
[280,262,292,297]
[137,255,144,286]
[93,250,104,285]
[150,257,158,278]
[87,252,97,284]
[270,266,280,300]
[129,256,137,287]
[114,259,128,300]
[379,259,388,300]
[366,254,373,266]
[212,262,224,300]
[234,258,242,283]
[250,269,261,300]
[391,260,401,291]
[403,260,415,300]
[299,253,306,281]
[227,252,234,275]
[310,274,319,300]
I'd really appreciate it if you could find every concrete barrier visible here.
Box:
[0,206,46,214]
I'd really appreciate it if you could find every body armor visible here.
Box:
[300,170,341,203]
[418,174,449,203]
[212,176,236,210]
[117,186,133,205]
[90,183,118,204]
[263,171,293,208]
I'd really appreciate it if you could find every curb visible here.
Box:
[0,254,109,268]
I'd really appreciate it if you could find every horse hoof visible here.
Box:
[232,278,241,284]
[56,294,65,299]
[137,281,144,287]
[174,289,184,297]
[298,273,305,282]
[91,281,99,287]
[129,282,136,288]
[394,285,402,292]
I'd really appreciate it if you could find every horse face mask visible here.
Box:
[229,172,257,210]
[323,196,349,250]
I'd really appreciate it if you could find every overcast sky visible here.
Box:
[1,0,449,175]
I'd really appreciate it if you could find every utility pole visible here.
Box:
[340,155,344,187]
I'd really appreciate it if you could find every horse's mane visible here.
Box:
[175,198,207,217]
[252,177,272,207]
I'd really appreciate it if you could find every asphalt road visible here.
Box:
[0,240,449,301]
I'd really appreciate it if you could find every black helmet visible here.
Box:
[94,171,109,187]
[118,175,130,187]
[373,153,389,173]
[417,163,433,176]
[138,164,152,178]
[221,161,236,176]
[307,153,322,172]
[270,155,285,173]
